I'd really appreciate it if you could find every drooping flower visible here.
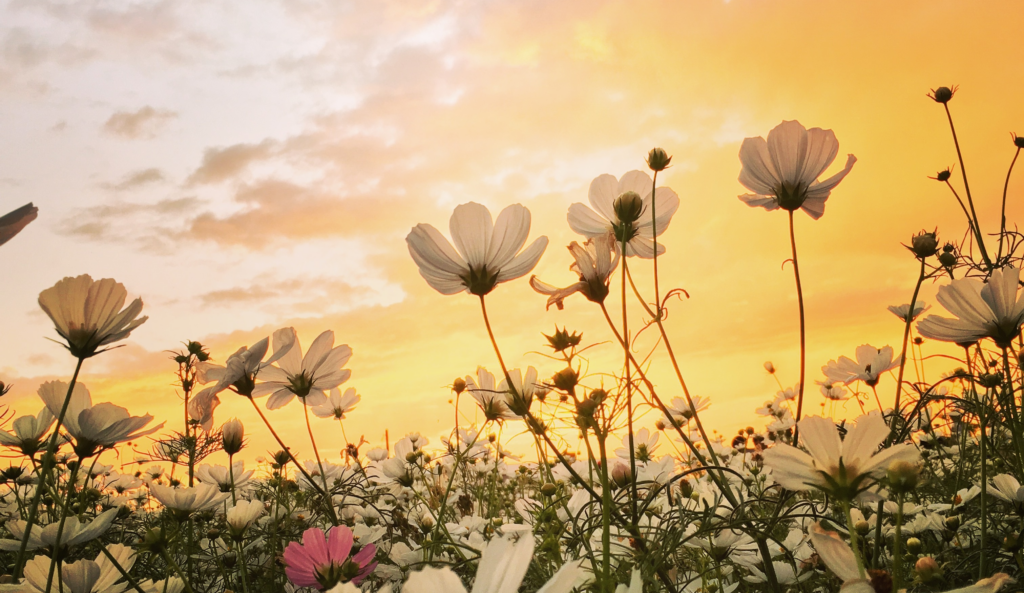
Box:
[254,328,353,410]
[37,275,148,359]
[530,235,620,310]
[762,414,919,499]
[0,407,54,456]
[189,331,296,430]
[221,418,244,455]
[567,170,679,258]
[917,267,1024,348]
[737,120,856,219]
[0,508,118,551]
[0,203,38,247]
[38,381,163,459]
[407,202,548,296]
[20,543,135,593]
[283,525,377,590]
[888,302,930,323]
[312,387,361,420]
[989,474,1024,513]
[821,345,901,387]
[402,535,581,593]
[149,483,231,515]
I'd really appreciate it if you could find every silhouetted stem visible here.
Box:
[788,211,808,446]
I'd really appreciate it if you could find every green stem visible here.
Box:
[893,493,905,591]
[787,210,807,445]
[303,403,334,519]
[842,499,868,579]
[15,357,85,579]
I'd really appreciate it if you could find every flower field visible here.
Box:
[1,88,1023,593]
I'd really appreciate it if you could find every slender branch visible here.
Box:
[999,147,1021,260]
[943,103,992,268]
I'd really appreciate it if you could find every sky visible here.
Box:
[2,0,1024,467]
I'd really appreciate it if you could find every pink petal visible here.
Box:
[326,525,354,564]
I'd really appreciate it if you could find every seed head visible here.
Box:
[928,85,957,104]
[907,230,939,259]
[1014,134,1024,149]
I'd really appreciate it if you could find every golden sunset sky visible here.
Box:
[2,0,1023,466]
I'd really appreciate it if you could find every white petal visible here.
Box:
[567,203,611,237]
[495,236,548,283]
[738,136,780,196]
[450,202,493,268]
[587,174,619,222]
[486,204,531,271]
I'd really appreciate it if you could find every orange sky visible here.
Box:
[2,0,1024,467]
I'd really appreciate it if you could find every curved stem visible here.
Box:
[943,103,992,268]
[788,211,807,446]
[999,147,1021,260]
[621,244,639,528]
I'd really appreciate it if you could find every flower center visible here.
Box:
[774,180,809,211]
[288,371,314,398]
[460,265,499,296]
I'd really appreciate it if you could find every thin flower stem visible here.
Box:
[98,546,148,593]
[596,429,613,592]
[303,403,333,511]
[842,499,868,579]
[478,296,511,382]
[651,169,663,319]
[892,258,927,431]
[620,243,639,529]
[246,397,338,525]
[999,147,1021,260]
[15,356,85,580]
[788,210,808,446]
[228,455,237,505]
[160,549,197,593]
[965,346,987,577]
[1001,348,1024,474]
[943,103,992,268]
[44,462,80,593]
[893,493,905,591]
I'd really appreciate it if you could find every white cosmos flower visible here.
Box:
[989,474,1024,512]
[465,368,518,422]
[0,508,118,551]
[150,483,231,514]
[189,330,296,430]
[821,345,901,387]
[226,500,265,537]
[37,274,148,359]
[530,235,620,310]
[312,387,361,420]
[20,543,135,593]
[808,522,871,592]
[917,267,1024,348]
[763,414,919,497]
[402,535,581,593]
[407,202,548,296]
[195,461,254,492]
[567,170,679,258]
[253,328,353,410]
[0,407,54,456]
[888,302,929,323]
[0,202,38,247]
[38,381,163,459]
[737,120,856,219]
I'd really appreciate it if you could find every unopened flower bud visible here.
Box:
[980,373,1003,388]
[908,230,939,258]
[887,460,920,493]
[540,483,557,497]
[945,515,960,531]
[611,463,633,488]
[938,251,957,268]
[934,169,952,182]
[613,191,644,224]
[221,418,244,456]
[272,450,291,466]
[1003,532,1019,551]
[763,361,775,374]
[576,399,598,417]
[906,537,922,554]
[1015,134,1024,149]
[646,147,672,172]
[915,556,941,582]
[552,368,579,392]
[452,378,466,394]
[929,86,955,104]
[855,520,871,536]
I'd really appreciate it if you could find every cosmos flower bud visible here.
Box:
[763,361,776,374]
[552,368,579,392]
[945,515,960,531]
[613,191,644,224]
[938,251,957,268]
[1015,134,1024,149]
[611,463,633,488]
[887,460,920,493]
[221,418,244,456]
[907,537,922,554]
[929,86,955,104]
[915,556,941,582]
[855,520,871,536]
[934,169,952,182]
[540,483,557,497]
[908,230,939,259]
[646,147,672,172]
[452,378,467,394]
[272,450,291,467]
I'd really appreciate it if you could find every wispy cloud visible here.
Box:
[103,106,178,139]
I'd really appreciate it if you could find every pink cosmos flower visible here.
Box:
[283,525,377,590]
